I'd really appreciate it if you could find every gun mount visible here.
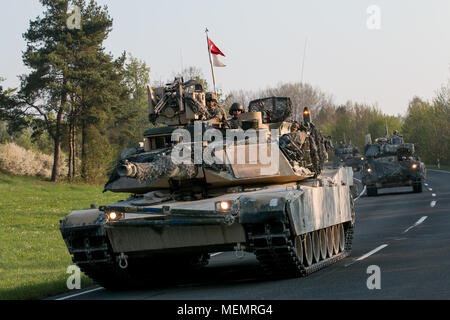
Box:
[148,77,210,126]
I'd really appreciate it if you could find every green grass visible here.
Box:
[425,164,450,171]
[0,173,126,300]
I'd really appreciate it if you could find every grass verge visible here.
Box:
[425,164,450,171]
[0,173,125,300]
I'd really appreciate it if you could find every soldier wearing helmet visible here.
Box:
[226,102,245,129]
[205,92,227,123]
[392,130,403,144]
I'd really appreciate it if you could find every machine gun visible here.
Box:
[147,77,210,126]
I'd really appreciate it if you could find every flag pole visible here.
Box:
[205,28,217,94]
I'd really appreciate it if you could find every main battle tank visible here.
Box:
[361,133,426,196]
[333,141,364,171]
[60,78,356,289]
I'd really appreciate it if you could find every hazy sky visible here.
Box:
[1,0,450,115]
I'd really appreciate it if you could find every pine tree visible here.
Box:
[14,0,127,182]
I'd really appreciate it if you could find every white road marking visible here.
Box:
[355,244,389,262]
[428,169,450,174]
[430,201,437,208]
[424,183,428,186]
[432,193,436,197]
[428,188,433,191]
[345,244,388,267]
[354,185,367,201]
[403,216,428,234]
[55,286,103,300]
[211,252,223,257]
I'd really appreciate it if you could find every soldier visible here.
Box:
[205,92,226,123]
[392,130,404,144]
[226,102,244,129]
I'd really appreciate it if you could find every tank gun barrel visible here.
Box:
[116,157,198,183]
[117,162,138,178]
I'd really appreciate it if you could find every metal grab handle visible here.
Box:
[117,253,128,269]
[234,243,246,259]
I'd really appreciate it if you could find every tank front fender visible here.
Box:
[238,195,287,224]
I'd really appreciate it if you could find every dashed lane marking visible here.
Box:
[345,244,388,267]
[430,201,437,208]
[403,216,428,234]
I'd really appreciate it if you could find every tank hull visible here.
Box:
[60,167,355,288]
[361,158,426,193]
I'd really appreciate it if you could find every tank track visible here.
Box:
[66,227,210,289]
[247,221,354,277]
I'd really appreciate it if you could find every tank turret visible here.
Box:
[104,86,332,194]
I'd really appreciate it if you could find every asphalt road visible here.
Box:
[53,169,450,300]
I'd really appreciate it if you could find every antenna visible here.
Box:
[300,37,308,84]
[299,37,308,122]
[385,118,389,137]
[180,49,184,75]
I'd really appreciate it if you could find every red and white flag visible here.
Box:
[208,38,226,67]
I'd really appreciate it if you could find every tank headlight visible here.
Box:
[107,211,123,222]
[216,201,231,212]
[411,163,418,170]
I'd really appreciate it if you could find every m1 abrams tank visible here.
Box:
[361,132,426,196]
[60,78,356,289]
[333,141,364,171]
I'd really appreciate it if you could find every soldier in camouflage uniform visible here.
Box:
[205,92,227,123]
[226,102,244,129]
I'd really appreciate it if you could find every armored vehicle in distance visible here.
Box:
[60,79,356,289]
[361,133,426,196]
[333,142,364,171]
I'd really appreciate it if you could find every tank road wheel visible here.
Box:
[312,231,321,263]
[326,227,334,258]
[332,225,340,255]
[294,235,304,265]
[319,229,327,260]
[303,233,313,266]
[338,224,345,252]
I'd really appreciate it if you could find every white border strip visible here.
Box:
[353,178,366,201]
[428,169,450,174]
[354,185,367,201]
[211,252,223,257]
[55,286,103,300]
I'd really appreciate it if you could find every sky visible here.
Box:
[1,0,450,116]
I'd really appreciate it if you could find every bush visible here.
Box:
[0,143,68,178]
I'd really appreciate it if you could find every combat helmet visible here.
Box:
[229,102,244,115]
[206,92,218,102]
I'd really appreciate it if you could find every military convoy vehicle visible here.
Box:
[60,78,356,289]
[333,142,364,171]
[361,133,426,196]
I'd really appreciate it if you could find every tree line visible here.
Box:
[1,0,151,182]
[1,0,448,184]
[225,81,449,165]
